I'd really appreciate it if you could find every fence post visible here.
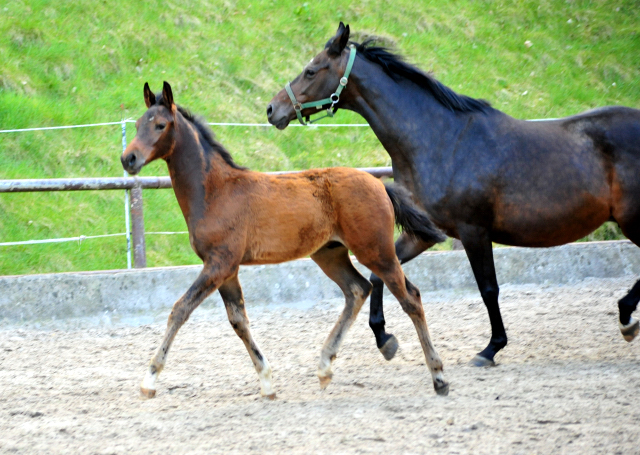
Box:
[130,180,147,268]
[121,120,132,269]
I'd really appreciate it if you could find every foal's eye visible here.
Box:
[156,123,166,131]
[305,69,316,78]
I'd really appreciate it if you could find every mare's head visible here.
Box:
[267,22,353,129]
[121,82,178,175]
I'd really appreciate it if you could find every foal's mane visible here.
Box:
[156,93,246,170]
[350,39,491,113]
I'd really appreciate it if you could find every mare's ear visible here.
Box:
[328,22,350,57]
[144,82,156,108]
[162,81,175,113]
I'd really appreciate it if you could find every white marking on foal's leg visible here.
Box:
[258,359,276,399]
[140,340,172,399]
[317,356,334,390]
[140,366,158,398]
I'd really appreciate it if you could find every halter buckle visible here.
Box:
[339,76,348,87]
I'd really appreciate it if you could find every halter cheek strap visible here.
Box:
[285,45,357,126]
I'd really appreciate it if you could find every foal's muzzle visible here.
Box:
[121,151,145,175]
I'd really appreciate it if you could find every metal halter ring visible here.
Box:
[330,93,340,104]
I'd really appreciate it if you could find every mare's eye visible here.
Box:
[305,68,316,78]
[156,123,166,131]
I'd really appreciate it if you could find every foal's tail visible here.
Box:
[385,183,446,244]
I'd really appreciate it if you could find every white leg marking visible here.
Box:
[258,359,275,397]
[140,368,157,392]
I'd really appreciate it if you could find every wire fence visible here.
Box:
[0,115,559,269]
[0,119,384,269]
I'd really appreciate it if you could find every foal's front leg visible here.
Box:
[219,273,275,399]
[140,266,223,398]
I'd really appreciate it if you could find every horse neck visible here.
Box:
[165,117,233,226]
[344,57,466,189]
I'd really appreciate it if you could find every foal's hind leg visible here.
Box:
[370,233,435,360]
[219,273,275,398]
[368,260,448,396]
[311,245,372,389]
[140,266,224,398]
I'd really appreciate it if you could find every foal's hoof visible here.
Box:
[318,372,333,390]
[379,335,399,361]
[470,354,496,367]
[434,381,450,396]
[140,387,156,399]
[620,317,639,342]
[262,393,277,401]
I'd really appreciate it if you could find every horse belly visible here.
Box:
[492,195,610,247]
[243,201,334,265]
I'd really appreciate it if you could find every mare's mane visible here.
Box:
[346,39,492,113]
[156,93,246,170]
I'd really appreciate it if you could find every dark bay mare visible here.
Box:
[267,23,640,366]
[121,82,449,398]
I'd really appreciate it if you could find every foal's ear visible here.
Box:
[162,81,176,112]
[144,82,156,108]
[328,22,350,57]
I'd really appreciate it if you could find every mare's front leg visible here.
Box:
[218,272,275,399]
[311,245,372,389]
[140,264,229,398]
[369,233,435,360]
[458,224,507,366]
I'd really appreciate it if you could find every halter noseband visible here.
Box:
[285,45,357,125]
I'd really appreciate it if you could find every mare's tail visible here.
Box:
[385,183,446,244]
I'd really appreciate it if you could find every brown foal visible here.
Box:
[121,82,449,399]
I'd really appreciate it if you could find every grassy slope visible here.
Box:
[0,0,638,275]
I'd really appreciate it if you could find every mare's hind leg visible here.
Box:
[616,219,640,341]
[369,233,435,361]
[368,259,448,396]
[140,265,226,398]
[219,273,275,398]
[311,244,373,389]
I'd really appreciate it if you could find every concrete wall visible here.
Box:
[1,241,639,326]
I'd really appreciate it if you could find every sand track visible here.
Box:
[1,277,639,454]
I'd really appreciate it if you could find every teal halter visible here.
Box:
[285,45,357,125]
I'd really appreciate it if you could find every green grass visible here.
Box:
[1,0,638,275]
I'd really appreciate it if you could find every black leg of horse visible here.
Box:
[369,233,436,360]
[617,221,640,341]
[458,224,507,367]
[619,280,640,341]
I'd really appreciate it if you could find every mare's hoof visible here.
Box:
[470,354,496,367]
[620,317,639,342]
[263,393,277,400]
[434,381,450,396]
[379,335,399,361]
[318,373,333,390]
[140,387,156,399]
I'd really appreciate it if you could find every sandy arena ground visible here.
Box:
[1,276,639,454]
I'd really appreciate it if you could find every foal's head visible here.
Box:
[121,82,178,175]
[267,22,353,129]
